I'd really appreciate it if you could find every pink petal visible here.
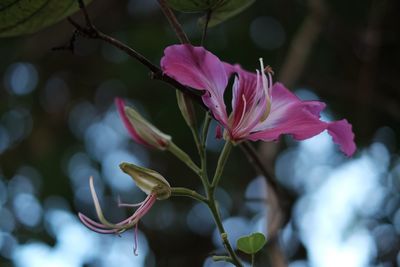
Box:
[161,44,228,125]
[115,98,150,147]
[249,83,356,156]
[327,119,356,156]
[303,101,326,117]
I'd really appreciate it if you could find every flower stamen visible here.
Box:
[79,176,158,255]
[259,58,272,122]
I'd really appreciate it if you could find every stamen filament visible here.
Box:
[133,223,139,256]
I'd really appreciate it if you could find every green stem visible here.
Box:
[171,187,207,203]
[207,196,243,267]
[205,140,242,267]
[190,127,210,191]
[168,142,201,176]
[211,141,233,189]
[201,112,212,146]
[199,113,212,184]
[212,255,233,263]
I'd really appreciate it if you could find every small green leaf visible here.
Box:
[236,232,267,254]
[199,0,255,27]
[0,0,92,38]
[166,0,219,13]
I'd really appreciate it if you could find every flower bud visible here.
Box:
[116,98,172,150]
[119,162,171,200]
[176,91,197,128]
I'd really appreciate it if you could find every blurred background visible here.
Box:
[0,0,400,266]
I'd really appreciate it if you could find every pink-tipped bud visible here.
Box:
[116,98,172,150]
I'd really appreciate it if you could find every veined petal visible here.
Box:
[248,83,356,156]
[161,44,228,125]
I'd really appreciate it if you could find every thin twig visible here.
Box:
[77,0,93,28]
[240,141,278,192]
[278,0,328,87]
[240,142,295,217]
[201,9,212,46]
[51,29,79,52]
[157,0,190,44]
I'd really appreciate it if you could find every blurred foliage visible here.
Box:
[0,0,92,37]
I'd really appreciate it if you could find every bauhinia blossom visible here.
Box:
[161,44,356,156]
[115,97,172,150]
[78,163,171,255]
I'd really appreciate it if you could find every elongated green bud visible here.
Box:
[119,162,171,200]
[176,91,197,128]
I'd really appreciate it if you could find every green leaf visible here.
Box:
[236,232,267,255]
[166,0,219,13]
[167,0,255,27]
[0,0,92,38]
[199,0,255,27]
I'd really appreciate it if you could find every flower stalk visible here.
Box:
[211,141,233,189]
[167,142,201,176]
[171,187,207,203]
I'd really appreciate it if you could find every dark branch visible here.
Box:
[57,0,204,106]
[239,141,295,216]
[52,29,79,52]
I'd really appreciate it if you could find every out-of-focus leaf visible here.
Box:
[166,0,208,12]
[167,0,255,27]
[0,0,92,38]
[166,0,219,12]
[199,0,255,27]
[236,232,266,254]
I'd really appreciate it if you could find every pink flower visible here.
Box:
[161,44,356,156]
[79,163,171,255]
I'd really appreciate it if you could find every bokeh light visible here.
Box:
[4,62,38,96]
